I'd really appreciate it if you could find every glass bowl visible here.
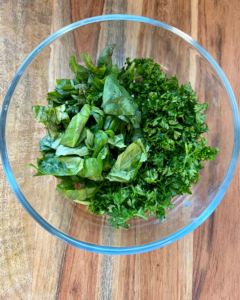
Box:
[1,15,239,255]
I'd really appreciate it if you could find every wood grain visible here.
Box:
[192,1,240,300]
[0,0,239,300]
[0,1,53,299]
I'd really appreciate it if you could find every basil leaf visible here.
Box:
[76,128,87,146]
[103,74,138,116]
[60,104,90,147]
[108,134,126,149]
[32,105,69,126]
[39,133,64,154]
[57,178,97,204]
[102,152,115,171]
[78,158,103,181]
[92,76,105,91]
[85,129,94,150]
[90,106,105,131]
[28,156,74,176]
[80,53,106,77]
[106,139,147,182]
[97,44,116,68]
[55,144,89,157]
[32,106,49,124]
[111,64,119,76]
[69,55,89,81]
[48,105,70,126]
[97,146,109,160]
[46,123,59,138]
[131,128,145,144]
[57,156,84,174]
[55,79,74,90]
[103,115,121,132]
[91,106,105,117]
[93,130,108,158]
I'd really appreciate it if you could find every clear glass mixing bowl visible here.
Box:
[1,15,239,254]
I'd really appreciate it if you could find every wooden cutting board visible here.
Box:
[0,0,239,299]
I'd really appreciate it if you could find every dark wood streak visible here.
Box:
[207,212,215,253]
[142,0,191,33]
[58,248,100,300]
[194,272,206,300]
[217,25,222,66]
[70,0,105,60]
[192,211,218,300]
[189,0,192,35]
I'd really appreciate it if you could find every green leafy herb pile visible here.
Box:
[29,45,219,229]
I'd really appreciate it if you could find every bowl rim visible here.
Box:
[1,14,239,255]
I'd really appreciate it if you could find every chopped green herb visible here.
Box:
[29,46,219,229]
